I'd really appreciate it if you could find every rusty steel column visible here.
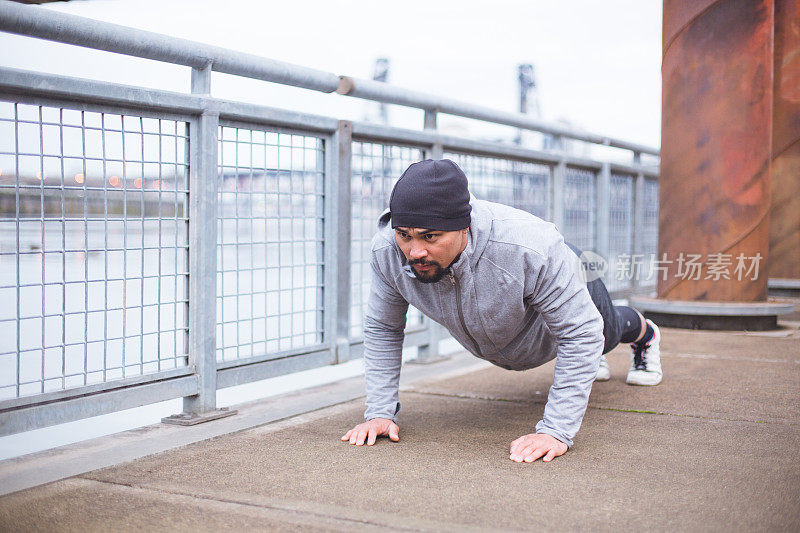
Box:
[769,0,800,284]
[633,0,796,329]
[658,0,774,302]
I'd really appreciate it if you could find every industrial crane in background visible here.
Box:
[364,57,390,125]
[359,59,588,157]
[515,63,541,147]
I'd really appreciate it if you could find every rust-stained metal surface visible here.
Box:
[769,0,800,281]
[662,0,719,58]
[658,0,774,302]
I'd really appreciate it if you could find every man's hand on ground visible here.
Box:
[509,433,568,463]
[341,418,399,446]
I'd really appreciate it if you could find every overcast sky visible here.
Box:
[0,0,663,149]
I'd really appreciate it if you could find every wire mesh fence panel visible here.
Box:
[0,101,190,401]
[216,125,325,362]
[350,142,424,340]
[640,178,659,287]
[562,166,596,253]
[444,153,551,220]
[607,173,634,291]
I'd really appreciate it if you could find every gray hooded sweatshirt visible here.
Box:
[363,198,604,447]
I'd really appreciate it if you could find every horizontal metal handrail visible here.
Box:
[0,366,196,412]
[0,1,339,93]
[350,121,659,178]
[340,77,658,155]
[214,344,332,372]
[0,0,659,156]
[0,374,199,435]
[0,66,659,179]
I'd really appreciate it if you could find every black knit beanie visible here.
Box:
[389,159,472,231]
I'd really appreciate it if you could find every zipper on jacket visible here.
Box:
[449,273,482,357]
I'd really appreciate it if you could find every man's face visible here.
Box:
[394,226,469,283]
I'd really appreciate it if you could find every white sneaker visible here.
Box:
[626,319,662,386]
[595,354,611,382]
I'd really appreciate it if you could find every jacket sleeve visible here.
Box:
[524,236,605,447]
[363,252,409,422]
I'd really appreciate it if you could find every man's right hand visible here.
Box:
[341,418,399,446]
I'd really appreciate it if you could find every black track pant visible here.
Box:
[566,243,644,354]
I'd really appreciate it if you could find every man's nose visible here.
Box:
[410,245,427,260]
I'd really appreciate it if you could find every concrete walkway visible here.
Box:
[1,319,799,531]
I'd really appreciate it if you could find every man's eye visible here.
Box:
[424,234,437,240]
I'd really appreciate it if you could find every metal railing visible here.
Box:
[0,1,659,436]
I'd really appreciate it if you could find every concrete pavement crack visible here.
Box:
[79,477,486,533]
[404,390,800,428]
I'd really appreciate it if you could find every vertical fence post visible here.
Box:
[552,157,566,232]
[326,120,352,364]
[424,109,438,133]
[163,63,235,425]
[632,170,646,290]
[412,109,447,364]
[596,162,611,266]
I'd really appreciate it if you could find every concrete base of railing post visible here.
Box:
[162,408,238,426]
[407,354,450,365]
[335,338,352,364]
[630,296,795,331]
[409,321,449,365]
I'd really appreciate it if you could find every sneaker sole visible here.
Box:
[626,373,662,386]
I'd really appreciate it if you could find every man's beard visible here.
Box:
[409,259,449,284]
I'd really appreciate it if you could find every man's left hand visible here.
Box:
[509,433,568,463]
